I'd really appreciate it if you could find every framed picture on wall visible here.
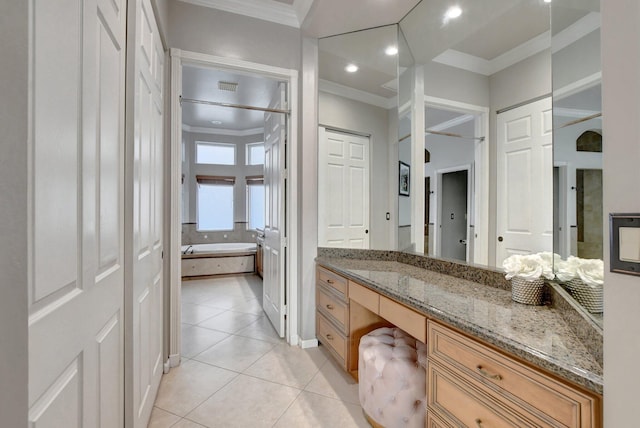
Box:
[399,161,410,196]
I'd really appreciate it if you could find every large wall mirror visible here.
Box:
[399,0,553,269]
[317,24,400,250]
[551,0,603,325]
[316,0,604,322]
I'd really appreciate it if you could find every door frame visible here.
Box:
[425,96,489,265]
[434,164,473,262]
[554,163,569,258]
[168,49,299,367]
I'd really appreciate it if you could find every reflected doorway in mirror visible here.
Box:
[399,161,410,196]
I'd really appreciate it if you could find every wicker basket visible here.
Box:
[566,278,603,314]
[511,276,545,305]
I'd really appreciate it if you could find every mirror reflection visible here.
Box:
[551,0,603,320]
[400,0,553,268]
[317,25,399,250]
[316,0,604,319]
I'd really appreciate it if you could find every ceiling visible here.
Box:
[181,65,283,132]
[179,0,601,131]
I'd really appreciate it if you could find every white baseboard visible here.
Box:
[169,353,181,368]
[299,338,318,349]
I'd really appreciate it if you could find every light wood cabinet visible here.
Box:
[428,320,601,428]
[315,264,602,428]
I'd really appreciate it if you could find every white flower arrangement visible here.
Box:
[555,256,604,288]
[502,253,556,281]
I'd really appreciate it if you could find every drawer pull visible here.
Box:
[325,334,334,341]
[475,418,483,428]
[476,365,503,381]
[327,279,335,284]
[325,304,334,310]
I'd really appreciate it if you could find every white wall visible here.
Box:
[0,1,28,426]
[318,91,393,250]
[182,130,264,225]
[167,1,301,70]
[602,1,640,425]
[425,61,490,107]
[553,29,601,90]
[299,37,319,342]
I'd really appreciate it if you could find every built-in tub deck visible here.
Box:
[181,243,257,279]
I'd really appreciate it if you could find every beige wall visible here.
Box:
[602,0,640,425]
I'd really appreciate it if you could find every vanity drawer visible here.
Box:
[316,284,349,333]
[379,295,426,342]
[317,266,348,298]
[317,313,348,367]
[426,412,453,428]
[428,320,599,428]
[348,280,379,313]
[428,362,537,428]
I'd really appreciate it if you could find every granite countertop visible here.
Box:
[316,257,603,395]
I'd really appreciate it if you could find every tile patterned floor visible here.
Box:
[149,275,370,428]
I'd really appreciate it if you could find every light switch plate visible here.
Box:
[610,213,640,276]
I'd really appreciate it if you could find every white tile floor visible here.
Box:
[149,274,370,428]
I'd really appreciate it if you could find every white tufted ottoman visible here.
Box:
[358,327,427,428]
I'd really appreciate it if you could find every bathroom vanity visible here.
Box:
[316,252,603,428]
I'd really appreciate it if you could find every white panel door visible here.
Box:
[263,83,287,338]
[28,0,126,426]
[130,0,165,426]
[496,97,553,266]
[318,128,370,248]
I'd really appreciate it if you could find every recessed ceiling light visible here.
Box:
[544,0,552,3]
[345,64,358,73]
[211,120,223,125]
[445,5,462,19]
[385,46,398,56]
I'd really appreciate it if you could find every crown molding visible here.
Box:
[433,31,550,76]
[178,0,303,28]
[182,124,264,136]
[551,12,601,54]
[433,12,600,76]
[554,107,600,119]
[319,79,397,110]
[554,72,601,100]
[429,114,475,132]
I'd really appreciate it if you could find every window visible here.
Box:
[246,142,265,165]
[196,142,235,165]
[196,175,235,231]
[246,176,265,230]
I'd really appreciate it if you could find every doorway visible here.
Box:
[169,50,299,368]
[438,169,469,262]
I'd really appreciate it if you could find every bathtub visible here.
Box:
[181,243,257,279]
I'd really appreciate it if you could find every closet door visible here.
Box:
[127,0,165,426]
[496,97,553,265]
[28,0,126,426]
